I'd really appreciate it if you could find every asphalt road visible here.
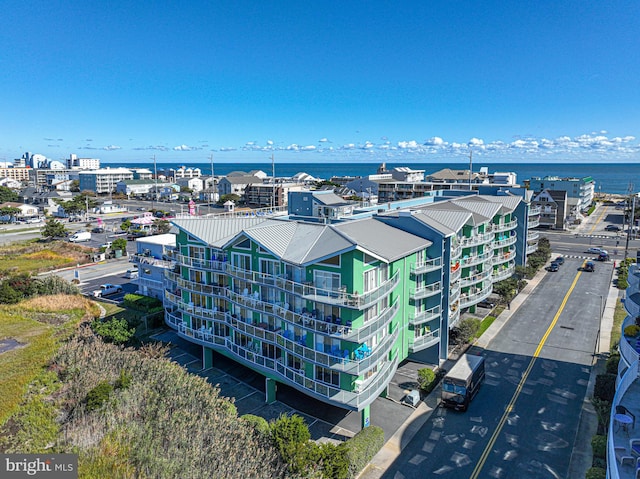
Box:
[379,256,612,479]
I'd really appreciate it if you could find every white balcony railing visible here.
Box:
[409,329,440,353]
[411,257,442,275]
[460,269,492,287]
[460,284,493,309]
[409,305,441,326]
[492,261,515,282]
[493,219,518,232]
[492,235,517,248]
[461,250,494,268]
[459,231,494,248]
[410,282,442,300]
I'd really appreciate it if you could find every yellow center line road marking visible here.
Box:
[469,263,585,479]
[588,205,608,235]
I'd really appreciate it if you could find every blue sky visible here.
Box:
[1,1,639,164]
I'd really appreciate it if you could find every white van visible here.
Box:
[69,231,92,243]
[125,268,138,279]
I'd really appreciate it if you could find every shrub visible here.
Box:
[91,317,135,344]
[270,414,311,474]
[452,318,481,346]
[606,352,620,375]
[618,278,629,290]
[417,368,437,393]
[35,275,80,296]
[593,374,616,403]
[585,466,606,479]
[123,293,162,312]
[114,369,132,390]
[242,414,270,435]
[86,381,113,412]
[345,425,384,478]
[624,324,640,337]
[0,280,23,304]
[316,442,349,479]
[591,434,606,459]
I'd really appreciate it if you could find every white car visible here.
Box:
[585,247,604,254]
[92,283,123,297]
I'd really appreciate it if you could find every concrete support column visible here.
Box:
[203,346,213,369]
[361,405,371,429]
[266,377,277,404]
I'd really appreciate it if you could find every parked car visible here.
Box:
[586,247,605,254]
[597,252,609,261]
[583,261,595,272]
[477,299,495,309]
[99,241,113,250]
[69,231,91,243]
[554,256,565,265]
[605,225,621,232]
[546,262,559,272]
[124,268,138,279]
[92,283,123,297]
[91,227,105,233]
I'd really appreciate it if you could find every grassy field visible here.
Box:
[0,295,97,426]
[0,242,92,274]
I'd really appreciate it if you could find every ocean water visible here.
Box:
[103,161,637,195]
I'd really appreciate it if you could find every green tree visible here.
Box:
[153,219,171,234]
[91,317,135,344]
[270,414,311,474]
[69,180,80,192]
[112,238,127,252]
[120,220,131,231]
[0,206,20,221]
[0,186,18,203]
[217,193,241,206]
[41,219,68,239]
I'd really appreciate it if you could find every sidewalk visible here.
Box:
[360,260,617,479]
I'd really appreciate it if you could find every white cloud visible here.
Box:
[266,139,274,146]
[424,136,445,146]
[397,140,420,149]
[103,145,121,151]
[173,144,193,151]
[318,138,329,143]
[468,138,484,146]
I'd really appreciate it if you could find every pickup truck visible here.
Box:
[92,283,123,297]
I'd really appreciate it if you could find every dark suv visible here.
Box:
[583,261,595,272]
[605,225,621,232]
[546,262,559,272]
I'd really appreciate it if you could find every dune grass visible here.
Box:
[0,295,95,427]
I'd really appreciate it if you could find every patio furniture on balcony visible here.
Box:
[617,405,637,429]
[614,447,635,466]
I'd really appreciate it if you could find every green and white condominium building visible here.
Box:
[164,194,532,426]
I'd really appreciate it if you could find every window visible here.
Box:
[363,269,378,293]
[232,253,251,271]
[260,258,281,276]
[189,246,205,260]
[234,238,251,250]
[191,293,206,308]
[313,270,341,292]
[315,365,339,387]
[189,270,204,283]
[319,255,340,266]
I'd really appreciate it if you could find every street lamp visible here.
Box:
[586,291,604,357]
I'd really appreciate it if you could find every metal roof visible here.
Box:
[171,217,271,247]
[414,209,473,235]
[453,194,521,213]
[333,218,432,262]
[429,200,500,223]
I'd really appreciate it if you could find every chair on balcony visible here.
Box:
[242,288,249,297]
[631,438,640,457]
[283,330,293,340]
[618,405,637,429]
[614,447,635,466]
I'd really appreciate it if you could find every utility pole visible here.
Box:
[625,194,636,260]
[152,155,157,210]
[468,149,473,191]
[209,153,215,206]
[271,153,275,210]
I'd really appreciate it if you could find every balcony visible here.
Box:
[493,219,518,232]
[460,284,493,309]
[460,269,492,287]
[410,282,442,300]
[411,257,442,275]
[449,284,461,303]
[528,217,540,228]
[450,263,462,282]
[620,315,640,368]
[459,231,494,248]
[492,261,515,282]
[408,329,440,353]
[131,253,175,268]
[526,243,539,255]
[344,300,399,343]
[528,231,540,241]
[173,253,227,272]
[528,205,541,216]
[606,360,640,479]
[451,243,462,260]
[492,247,516,265]
[449,306,460,327]
[492,235,517,248]
[226,264,399,310]
[460,250,494,268]
[409,305,441,326]
[624,292,640,318]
